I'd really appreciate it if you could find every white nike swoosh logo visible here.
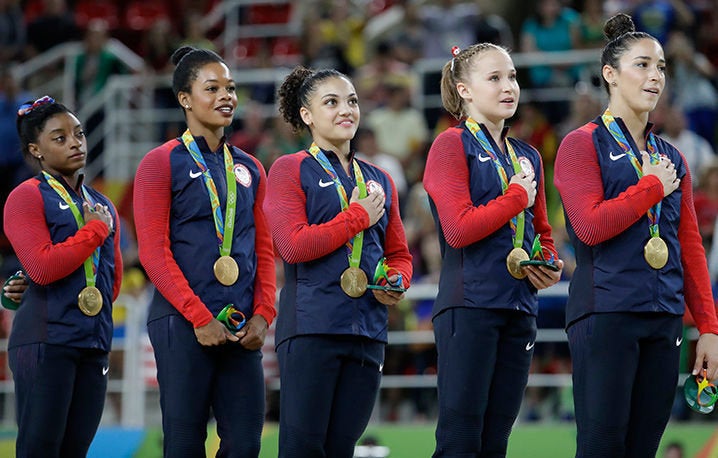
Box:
[525,342,535,351]
[478,154,492,162]
[609,152,626,161]
[676,337,683,346]
[102,366,109,375]
[319,180,334,188]
[59,202,70,210]
[189,169,203,179]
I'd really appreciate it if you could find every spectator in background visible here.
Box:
[254,116,310,172]
[0,0,25,63]
[656,102,716,184]
[74,19,128,163]
[354,40,411,112]
[179,11,216,51]
[229,100,268,155]
[25,0,78,58]
[420,0,479,59]
[385,0,425,66]
[665,30,718,146]
[631,0,694,45]
[0,66,31,263]
[365,74,429,185]
[578,0,607,49]
[354,127,408,201]
[556,83,603,140]
[317,0,368,73]
[663,441,685,458]
[513,102,561,222]
[693,160,718,252]
[474,8,514,49]
[520,0,581,123]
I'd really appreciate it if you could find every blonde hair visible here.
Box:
[440,43,509,119]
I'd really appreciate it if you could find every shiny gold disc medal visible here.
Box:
[644,237,668,270]
[506,247,530,279]
[340,267,368,298]
[78,286,103,316]
[214,255,239,286]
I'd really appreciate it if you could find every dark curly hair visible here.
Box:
[277,65,350,132]
[600,13,660,93]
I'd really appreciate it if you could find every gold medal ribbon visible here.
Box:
[181,130,237,259]
[308,143,367,269]
[465,118,526,249]
[42,171,100,291]
[601,110,662,239]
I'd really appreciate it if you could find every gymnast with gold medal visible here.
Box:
[266,66,412,457]
[423,43,563,457]
[555,14,718,457]
[3,96,121,457]
[134,47,276,457]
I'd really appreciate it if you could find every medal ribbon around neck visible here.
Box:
[465,118,526,249]
[181,129,237,258]
[308,143,367,268]
[601,110,662,239]
[42,171,100,289]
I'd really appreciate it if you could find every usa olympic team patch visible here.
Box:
[367,180,385,197]
[518,157,534,176]
[234,164,252,187]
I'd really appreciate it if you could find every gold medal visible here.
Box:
[340,267,368,298]
[506,247,530,279]
[78,286,103,316]
[644,237,668,269]
[214,256,239,286]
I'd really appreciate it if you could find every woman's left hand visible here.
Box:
[694,333,718,381]
[236,315,268,351]
[372,274,405,306]
[3,272,28,304]
[525,259,564,290]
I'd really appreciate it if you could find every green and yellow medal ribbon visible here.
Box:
[181,129,237,258]
[42,171,100,290]
[308,143,367,268]
[601,110,662,239]
[465,118,526,249]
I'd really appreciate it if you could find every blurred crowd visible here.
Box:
[2,0,718,425]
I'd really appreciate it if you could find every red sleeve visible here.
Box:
[379,170,413,287]
[677,167,718,334]
[533,153,557,259]
[3,180,110,285]
[264,153,371,264]
[247,155,277,326]
[423,129,529,249]
[134,146,213,328]
[110,200,123,301]
[554,126,665,246]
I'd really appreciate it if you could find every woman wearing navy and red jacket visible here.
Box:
[265,66,412,458]
[133,47,276,458]
[424,43,563,457]
[555,14,718,458]
[3,96,121,457]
